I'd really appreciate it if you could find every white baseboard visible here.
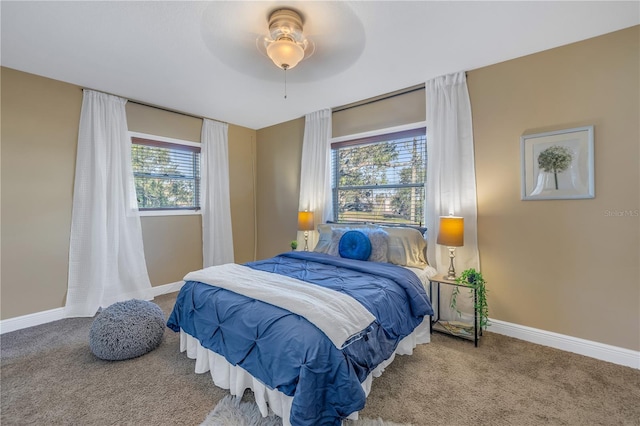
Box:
[0,281,184,335]
[488,318,640,370]
[1,289,637,370]
[0,307,67,335]
[150,281,185,297]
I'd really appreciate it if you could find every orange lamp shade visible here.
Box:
[297,211,315,231]
[437,216,464,247]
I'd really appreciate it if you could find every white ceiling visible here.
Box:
[2,1,638,130]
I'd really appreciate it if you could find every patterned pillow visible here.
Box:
[327,228,349,256]
[361,227,389,263]
[338,230,372,261]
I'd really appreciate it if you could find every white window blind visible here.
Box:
[331,127,426,225]
[131,137,201,210]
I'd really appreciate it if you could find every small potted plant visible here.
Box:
[451,268,489,330]
[290,240,298,251]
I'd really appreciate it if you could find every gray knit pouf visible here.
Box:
[89,299,165,361]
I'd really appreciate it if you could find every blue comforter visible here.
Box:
[167,251,433,425]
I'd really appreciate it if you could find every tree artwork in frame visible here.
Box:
[521,126,594,200]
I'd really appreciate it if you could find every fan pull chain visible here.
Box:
[283,67,288,99]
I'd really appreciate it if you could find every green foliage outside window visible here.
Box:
[132,142,200,210]
[337,141,397,212]
[333,130,426,224]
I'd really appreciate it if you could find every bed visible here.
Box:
[167,224,435,426]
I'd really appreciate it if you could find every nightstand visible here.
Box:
[429,274,481,346]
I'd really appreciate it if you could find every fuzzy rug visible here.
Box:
[201,395,411,426]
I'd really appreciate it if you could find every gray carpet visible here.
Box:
[201,395,409,426]
[2,292,639,425]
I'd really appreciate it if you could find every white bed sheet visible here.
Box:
[405,264,438,289]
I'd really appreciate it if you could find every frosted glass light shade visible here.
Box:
[437,216,464,247]
[267,38,305,70]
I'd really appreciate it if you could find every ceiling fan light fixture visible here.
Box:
[266,37,305,70]
[262,8,313,70]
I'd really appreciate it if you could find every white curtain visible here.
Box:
[298,109,333,250]
[201,119,234,267]
[425,72,480,274]
[65,90,152,318]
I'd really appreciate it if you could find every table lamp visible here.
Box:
[437,216,464,280]
[297,211,315,251]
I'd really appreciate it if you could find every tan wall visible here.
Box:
[255,27,639,351]
[138,215,203,286]
[228,125,257,264]
[332,88,425,137]
[1,68,81,317]
[469,26,639,351]
[255,118,305,259]
[127,102,203,142]
[1,67,257,319]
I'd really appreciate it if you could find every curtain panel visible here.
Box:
[201,119,234,267]
[65,90,152,317]
[424,72,480,274]
[298,109,333,250]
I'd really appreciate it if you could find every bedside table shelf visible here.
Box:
[429,274,481,346]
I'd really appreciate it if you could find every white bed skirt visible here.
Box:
[179,318,431,426]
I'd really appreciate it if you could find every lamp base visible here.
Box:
[446,247,457,280]
[303,231,309,251]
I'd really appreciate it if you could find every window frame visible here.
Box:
[330,122,427,226]
[129,131,202,217]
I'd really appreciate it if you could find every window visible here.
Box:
[331,127,426,225]
[130,134,201,212]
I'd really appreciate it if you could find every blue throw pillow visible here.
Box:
[338,230,372,261]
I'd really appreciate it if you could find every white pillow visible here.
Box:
[381,226,428,268]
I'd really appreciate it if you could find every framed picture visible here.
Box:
[521,126,594,200]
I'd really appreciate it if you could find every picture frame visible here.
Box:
[521,126,594,200]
